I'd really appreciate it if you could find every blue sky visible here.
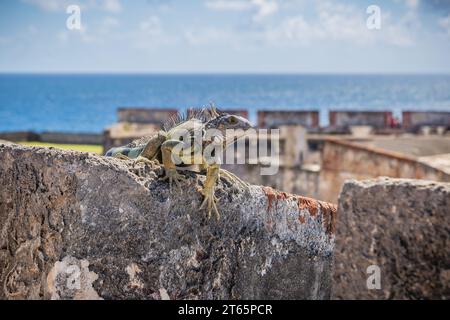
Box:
[0,0,450,73]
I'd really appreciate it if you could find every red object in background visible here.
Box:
[387,114,400,129]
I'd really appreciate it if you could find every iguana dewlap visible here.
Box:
[105,107,252,220]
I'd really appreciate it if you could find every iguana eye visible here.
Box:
[228,116,237,124]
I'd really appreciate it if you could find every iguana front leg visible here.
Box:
[133,131,167,167]
[161,139,186,190]
[199,164,220,220]
[140,130,167,160]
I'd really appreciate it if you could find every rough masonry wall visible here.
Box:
[0,143,335,300]
[319,139,450,202]
[334,178,450,299]
[329,111,391,128]
[223,164,320,200]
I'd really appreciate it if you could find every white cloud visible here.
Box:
[252,0,278,22]
[98,17,120,35]
[57,24,96,44]
[139,16,162,37]
[205,0,278,22]
[265,15,323,45]
[132,15,179,50]
[28,25,39,35]
[22,0,69,11]
[57,31,69,43]
[57,17,120,45]
[382,13,415,46]
[23,0,122,13]
[103,16,120,27]
[316,2,369,43]
[55,13,172,51]
[184,28,233,46]
[439,14,450,36]
[101,0,122,13]
[75,25,96,43]
[264,2,369,46]
[393,0,420,10]
[205,0,252,11]
[263,1,416,47]
[405,0,419,10]
[198,0,420,48]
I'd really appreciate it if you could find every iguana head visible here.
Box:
[205,113,252,132]
[202,105,253,148]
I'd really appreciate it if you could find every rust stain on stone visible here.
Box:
[297,196,318,216]
[298,215,306,224]
[319,201,337,236]
[262,186,291,211]
[262,186,337,235]
[262,186,277,211]
[277,192,289,200]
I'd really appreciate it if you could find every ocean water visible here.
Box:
[1,74,450,133]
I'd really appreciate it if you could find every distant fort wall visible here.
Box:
[257,110,319,129]
[228,135,450,204]
[117,107,178,124]
[402,111,450,131]
[39,132,103,145]
[2,108,449,148]
[318,138,450,202]
[0,131,102,145]
[0,131,40,142]
[329,111,392,129]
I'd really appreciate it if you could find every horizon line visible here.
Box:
[2,71,450,76]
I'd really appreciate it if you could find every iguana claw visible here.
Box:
[162,168,186,190]
[199,186,220,221]
[133,156,156,167]
[131,156,157,176]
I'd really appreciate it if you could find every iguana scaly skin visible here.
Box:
[105,107,252,220]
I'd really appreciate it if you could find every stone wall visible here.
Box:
[319,138,450,203]
[117,108,178,124]
[0,131,40,142]
[0,131,102,145]
[224,164,320,200]
[39,132,102,145]
[334,178,450,299]
[403,111,450,130]
[329,111,392,129]
[257,111,319,129]
[0,143,335,300]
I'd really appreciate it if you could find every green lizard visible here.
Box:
[105,106,252,220]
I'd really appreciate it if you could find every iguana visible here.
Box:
[105,106,252,220]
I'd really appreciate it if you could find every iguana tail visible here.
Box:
[105,145,144,159]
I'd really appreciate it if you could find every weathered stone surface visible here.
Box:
[334,177,450,299]
[319,139,450,203]
[0,143,335,300]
